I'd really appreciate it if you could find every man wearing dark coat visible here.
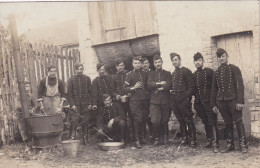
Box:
[92,63,113,114]
[170,53,197,148]
[124,56,149,148]
[97,94,126,143]
[141,57,153,140]
[67,63,93,144]
[111,59,133,141]
[192,52,218,153]
[147,54,171,146]
[211,48,248,153]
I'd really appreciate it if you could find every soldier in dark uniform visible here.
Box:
[147,55,171,146]
[111,59,133,141]
[211,48,248,153]
[124,56,149,148]
[92,63,113,114]
[170,53,197,148]
[192,53,218,153]
[15,81,37,151]
[67,63,93,144]
[97,94,126,143]
[141,57,153,140]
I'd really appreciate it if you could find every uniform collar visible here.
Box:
[156,68,163,72]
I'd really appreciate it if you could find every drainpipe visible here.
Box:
[9,14,29,116]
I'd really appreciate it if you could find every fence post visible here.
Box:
[9,14,29,116]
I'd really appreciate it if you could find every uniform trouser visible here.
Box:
[150,103,171,139]
[194,101,217,141]
[171,96,196,141]
[119,101,133,140]
[144,99,153,137]
[130,99,148,141]
[216,99,247,146]
[98,119,126,141]
[70,104,96,139]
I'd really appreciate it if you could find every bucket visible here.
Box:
[25,113,63,148]
[61,140,80,157]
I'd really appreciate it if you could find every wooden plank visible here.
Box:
[70,49,74,77]
[28,43,38,98]
[60,48,65,82]
[65,48,69,82]
[54,46,60,79]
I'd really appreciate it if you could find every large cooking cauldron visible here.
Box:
[25,113,63,148]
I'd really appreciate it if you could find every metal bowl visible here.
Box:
[98,142,125,151]
[120,95,129,103]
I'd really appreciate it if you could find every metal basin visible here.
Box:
[98,142,125,151]
[25,113,63,148]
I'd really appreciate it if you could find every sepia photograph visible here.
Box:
[0,0,259,167]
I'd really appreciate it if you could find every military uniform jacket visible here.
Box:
[193,67,214,103]
[123,69,148,100]
[92,75,113,106]
[211,63,244,106]
[171,67,194,100]
[147,69,171,105]
[99,102,125,127]
[67,74,92,106]
[111,70,128,97]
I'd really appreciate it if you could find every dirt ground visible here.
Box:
[0,134,259,168]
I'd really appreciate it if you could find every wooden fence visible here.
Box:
[0,38,80,145]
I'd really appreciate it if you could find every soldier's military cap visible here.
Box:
[216,48,227,57]
[102,94,111,101]
[153,54,162,61]
[96,62,104,71]
[133,56,142,62]
[141,57,149,63]
[115,58,124,66]
[170,52,180,60]
[193,52,203,61]
[74,62,84,70]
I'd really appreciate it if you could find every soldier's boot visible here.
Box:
[236,123,248,154]
[211,124,219,153]
[222,124,235,153]
[204,123,212,148]
[71,125,77,140]
[163,123,169,145]
[187,122,197,148]
[134,122,142,149]
[180,121,188,145]
[139,122,147,144]
[120,124,126,144]
[152,124,160,147]
[147,118,154,139]
[82,125,89,145]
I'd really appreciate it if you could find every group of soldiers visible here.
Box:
[17,47,248,154]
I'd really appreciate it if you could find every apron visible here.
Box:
[43,77,61,114]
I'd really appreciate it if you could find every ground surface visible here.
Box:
[0,134,259,168]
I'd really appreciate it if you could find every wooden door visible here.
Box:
[216,31,254,135]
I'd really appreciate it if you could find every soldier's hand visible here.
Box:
[127,93,131,97]
[88,105,92,110]
[92,105,97,110]
[135,81,142,89]
[160,81,167,86]
[213,106,218,114]
[236,104,244,111]
[116,95,121,101]
[71,105,77,111]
